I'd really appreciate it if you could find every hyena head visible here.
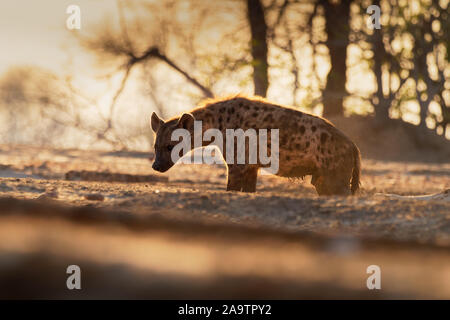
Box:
[150,112,195,173]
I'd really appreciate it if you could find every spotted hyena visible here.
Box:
[150,96,361,195]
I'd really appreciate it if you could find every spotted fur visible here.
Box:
[151,96,361,195]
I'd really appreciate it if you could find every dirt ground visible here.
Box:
[0,144,449,299]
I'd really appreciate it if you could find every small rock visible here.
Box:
[85,193,105,201]
[37,191,59,200]
[38,162,49,170]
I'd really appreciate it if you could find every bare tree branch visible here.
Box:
[123,46,214,98]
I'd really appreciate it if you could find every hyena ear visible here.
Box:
[151,112,164,132]
[177,113,195,130]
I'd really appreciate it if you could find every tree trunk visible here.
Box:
[321,0,351,117]
[370,0,390,126]
[247,0,269,97]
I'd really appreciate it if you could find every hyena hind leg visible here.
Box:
[311,171,352,196]
[226,165,258,192]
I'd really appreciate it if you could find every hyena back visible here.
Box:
[151,96,361,196]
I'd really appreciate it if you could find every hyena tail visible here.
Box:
[350,143,361,195]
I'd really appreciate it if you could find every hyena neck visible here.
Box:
[186,107,219,147]
[190,108,219,147]
[191,108,217,128]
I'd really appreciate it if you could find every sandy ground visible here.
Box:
[0,144,449,298]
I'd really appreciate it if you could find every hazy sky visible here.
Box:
[0,0,119,97]
[0,0,230,116]
[1,1,94,70]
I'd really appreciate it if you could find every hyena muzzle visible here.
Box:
[150,96,361,196]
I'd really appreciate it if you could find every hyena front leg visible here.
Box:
[226,164,258,192]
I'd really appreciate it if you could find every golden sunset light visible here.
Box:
[0,0,449,303]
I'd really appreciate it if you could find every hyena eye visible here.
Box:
[167,145,174,152]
